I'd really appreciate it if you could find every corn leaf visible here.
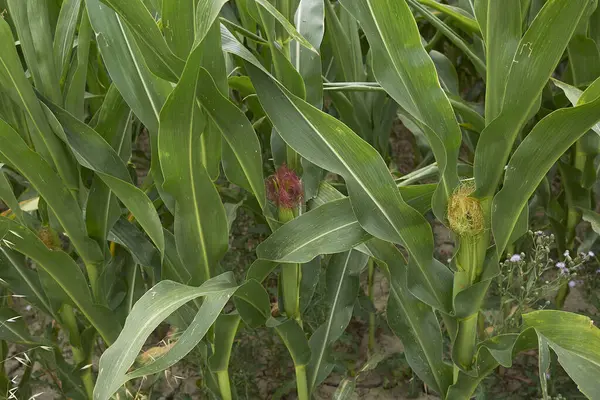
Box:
[40,100,165,255]
[162,0,195,58]
[195,68,267,210]
[484,0,522,122]
[0,17,79,192]
[247,63,453,312]
[158,48,228,285]
[475,0,588,197]
[0,218,117,344]
[8,0,62,104]
[256,199,371,264]
[308,250,369,392]
[492,83,600,255]
[340,0,461,220]
[53,0,83,82]
[0,119,103,268]
[98,0,184,81]
[523,310,600,399]
[94,273,238,400]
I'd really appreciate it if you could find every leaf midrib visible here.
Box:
[309,251,352,390]
[272,221,361,261]
[277,86,444,308]
[188,75,211,282]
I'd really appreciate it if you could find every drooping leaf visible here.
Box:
[247,63,453,312]
[417,0,480,34]
[307,250,369,392]
[523,310,600,400]
[447,329,538,399]
[475,0,588,197]
[40,100,165,255]
[0,248,57,319]
[256,199,371,264]
[254,0,318,54]
[339,0,462,221]
[406,0,486,74]
[0,17,79,192]
[0,218,117,344]
[98,0,184,81]
[94,273,238,400]
[0,119,103,269]
[363,238,453,397]
[493,83,600,255]
[195,68,267,211]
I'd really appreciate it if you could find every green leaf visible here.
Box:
[40,100,165,255]
[580,208,600,235]
[257,199,371,264]
[447,329,538,399]
[254,0,318,54]
[492,84,600,255]
[417,0,480,34]
[195,68,267,210]
[0,119,103,269]
[406,0,486,74]
[475,0,588,197]
[267,317,311,367]
[86,0,172,135]
[108,219,161,272]
[124,293,230,379]
[308,250,368,392]
[195,0,229,47]
[98,0,184,81]
[162,0,195,58]
[247,64,453,312]
[0,218,117,344]
[158,48,228,285]
[0,166,22,221]
[194,21,226,181]
[85,87,133,247]
[293,0,325,108]
[339,0,462,220]
[94,273,237,400]
[233,279,271,328]
[523,310,600,399]
[484,0,522,122]
[0,308,39,346]
[8,0,62,104]
[86,0,174,210]
[63,6,92,120]
[0,248,57,319]
[0,17,79,192]
[538,336,550,400]
[364,238,453,397]
[209,314,242,373]
[53,0,83,82]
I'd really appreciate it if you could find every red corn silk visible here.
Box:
[266,164,303,209]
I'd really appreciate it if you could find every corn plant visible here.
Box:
[0,0,600,399]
